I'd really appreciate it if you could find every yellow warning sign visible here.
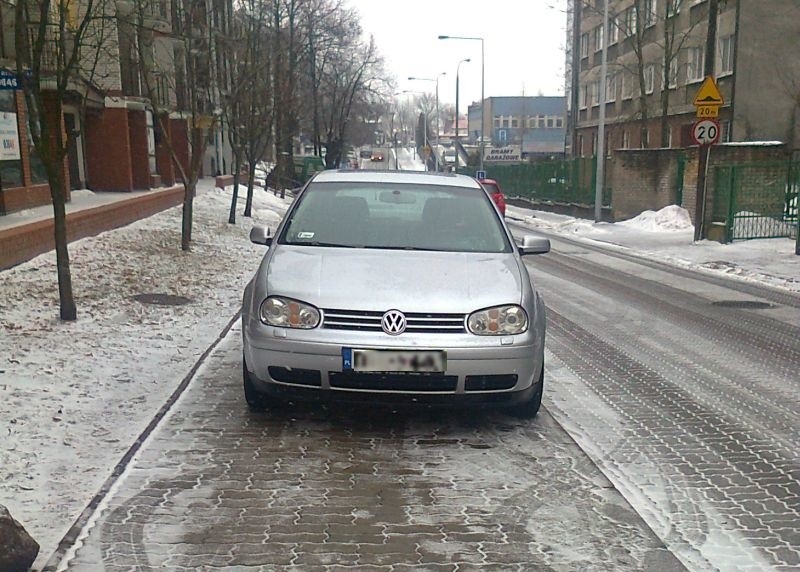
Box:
[693,76,724,107]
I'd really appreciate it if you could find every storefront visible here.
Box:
[0,70,67,214]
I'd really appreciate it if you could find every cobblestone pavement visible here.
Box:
[62,327,682,571]
[519,232,800,572]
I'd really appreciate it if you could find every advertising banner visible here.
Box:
[0,112,21,160]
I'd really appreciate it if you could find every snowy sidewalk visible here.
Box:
[507,204,800,294]
[0,180,292,568]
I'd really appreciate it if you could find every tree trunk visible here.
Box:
[181,182,194,251]
[229,151,241,224]
[244,162,256,217]
[51,164,77,321]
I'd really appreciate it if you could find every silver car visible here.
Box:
[242,170,549,416]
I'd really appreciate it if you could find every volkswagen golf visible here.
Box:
[242,170,550,416]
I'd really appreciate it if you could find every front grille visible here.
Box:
[464,374,518,391]
[322,309,466,334]
[329,372,458,392]
[268,366,322,387]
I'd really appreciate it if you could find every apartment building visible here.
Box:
[567,0,800,157]
[0,0,232,214]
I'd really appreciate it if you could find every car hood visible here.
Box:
[265,245,524,313]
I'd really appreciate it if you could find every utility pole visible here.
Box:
[694,0,719,241]
[594,0,609,222]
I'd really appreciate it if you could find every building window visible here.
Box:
[579,85,588,109]
[687,47,705,82]
[511,118,518,128]
[591,81,601,106]
[502,118,509,128]
[556,117,564,128]
[620,74,632,100]
[719,35,734,75]
[667,0,681,17]
[625,6,638,37]
[578,134,584,156]
[605,74,617,102]
[595,24,604,52]
[666,126,673,147]
[580,32,589,58]
[622,130,630,148]
[528,117,536,128]
[720,119,732,142]
[645,0,658,27]
[494,118,501,128]
[668,58,679,88]
[608,16,619,45]
[641,128,649,148]
[645,65,656,94]
[547,117,554,128]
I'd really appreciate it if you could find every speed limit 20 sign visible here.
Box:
[692,119,721,146]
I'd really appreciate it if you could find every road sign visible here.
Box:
[697,105,720,118]
[692,119,721,146]
[476,170,486,180]
[693,76,724,107]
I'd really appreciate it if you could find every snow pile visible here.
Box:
[618,205,693,232]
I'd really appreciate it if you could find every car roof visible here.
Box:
[311,169,483,189]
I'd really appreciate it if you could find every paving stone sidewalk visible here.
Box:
[62,329,683,571]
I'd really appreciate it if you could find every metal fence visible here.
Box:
[463,157,611,207]
[713,161,799,241]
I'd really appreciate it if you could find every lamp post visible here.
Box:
[454,58,471,172]
[439,35,484,172]
[408,73,446,171]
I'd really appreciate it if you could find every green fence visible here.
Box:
[463,158,611,207]
[713,161,799,241]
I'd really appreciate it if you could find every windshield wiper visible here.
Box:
[362,245,443,251]
[292,241,357,248]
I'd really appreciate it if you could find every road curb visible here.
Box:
[41,312,241,571]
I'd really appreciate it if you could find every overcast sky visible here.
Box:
[346,0,568,109]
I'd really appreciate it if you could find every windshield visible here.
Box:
[280,181,512,253]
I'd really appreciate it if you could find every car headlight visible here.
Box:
[259,296,320,329]
[467,304,528,335]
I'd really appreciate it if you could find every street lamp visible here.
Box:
[439,34,484,172]
[408,72,446,171]
[454,58,471,172]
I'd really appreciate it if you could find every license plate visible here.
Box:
[342,348,446,373]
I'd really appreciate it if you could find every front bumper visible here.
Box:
[243,320,544,403]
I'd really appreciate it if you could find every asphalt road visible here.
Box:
[54,227,799,571]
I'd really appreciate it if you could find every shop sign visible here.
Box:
[0,70,20,90]
[484,146,521,162]
[0,112,21,160]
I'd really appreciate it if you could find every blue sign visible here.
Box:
[342,347,353,370]
[476,170,486,180]
[0,70,20,90]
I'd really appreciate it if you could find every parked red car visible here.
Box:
[479,178,506,217]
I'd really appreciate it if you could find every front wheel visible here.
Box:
[508,363,544,419]
[243,356,269,411]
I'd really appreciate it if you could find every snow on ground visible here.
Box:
[395,146,426,171]
[2,179,798,567]
[0,180,291,566]
[507,204,800,293]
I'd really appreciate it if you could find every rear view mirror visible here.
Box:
[379,190,416,204]
[519,235,550,256]
[250,225,272,246]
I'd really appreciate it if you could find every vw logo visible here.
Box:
[381,310,407,335]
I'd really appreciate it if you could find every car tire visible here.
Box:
[508,363,544,419]
[243,355,269,411]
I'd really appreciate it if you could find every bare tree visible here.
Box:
[128,0,216,250]
[222,0,275,222]
[15,0,116,320]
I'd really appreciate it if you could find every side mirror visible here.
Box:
[249,225,272,246]
[519,235,550,256]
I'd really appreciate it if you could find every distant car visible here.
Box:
[370,151,384,162]
[359,149,372,159]
[241,170,550,417]
[479,178,506,217]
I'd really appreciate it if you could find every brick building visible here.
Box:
[566,0,800,157]
[0,0,233,215]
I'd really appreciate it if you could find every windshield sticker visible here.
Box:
[298,231,315,239]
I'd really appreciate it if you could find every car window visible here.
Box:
[482,182,501,195]
[281,181,512,253]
